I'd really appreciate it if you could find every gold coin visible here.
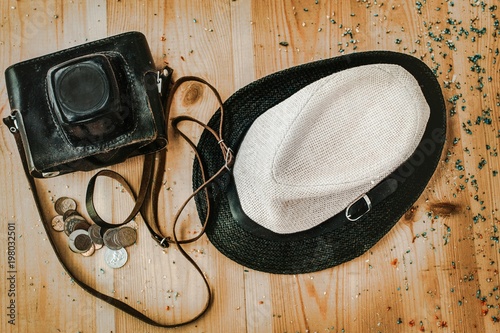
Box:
[51,215,65,232]
[54,197,77,215]
[62,209,79,221]
[116,227,137,248]
[73,220,91,232]
[74,233,92,252]
[81,244,96,257]
[103,229,122,250]
[88,224,104,245]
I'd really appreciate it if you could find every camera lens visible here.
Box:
[57,63,110,114]
[47,54,129,145]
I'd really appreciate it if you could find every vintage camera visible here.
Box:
[3,32,170,177]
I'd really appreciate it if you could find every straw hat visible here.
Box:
[193,51,446,274]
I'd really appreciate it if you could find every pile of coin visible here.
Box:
[51,196,137,269]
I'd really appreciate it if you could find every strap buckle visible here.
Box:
[345,194,372,221]
[156,71,163,94]
[152,233,172,248]
[157,66,173,94]
[4,109,20,133]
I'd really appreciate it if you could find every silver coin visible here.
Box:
[55,197,77,215]
[116,227,137,247]
[64,215,88,236]
[68,230,91,253]
[88,224,104,245]
[103,228,122,250]
[51,215,65,232]
[104,248,128,269]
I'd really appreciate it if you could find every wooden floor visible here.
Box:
[1,0,500,332]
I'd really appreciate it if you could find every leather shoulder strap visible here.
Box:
[3,115,211,328]
[2,73,233,328]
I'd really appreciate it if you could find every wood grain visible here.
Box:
[1,0,500,332]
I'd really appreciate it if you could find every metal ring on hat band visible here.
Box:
[345,194,373,221]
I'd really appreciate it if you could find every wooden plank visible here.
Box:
[1,1,500,332]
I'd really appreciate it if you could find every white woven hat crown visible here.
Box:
[232,64,430,234]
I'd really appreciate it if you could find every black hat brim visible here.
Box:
[193,51,446,274]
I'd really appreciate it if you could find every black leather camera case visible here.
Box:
[3,32,168,177]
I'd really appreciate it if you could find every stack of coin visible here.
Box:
[51,196,136,268]
[103,226,138,250]
[51,197,95,256]
[52,204,92,237]
[93,225,137,269]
